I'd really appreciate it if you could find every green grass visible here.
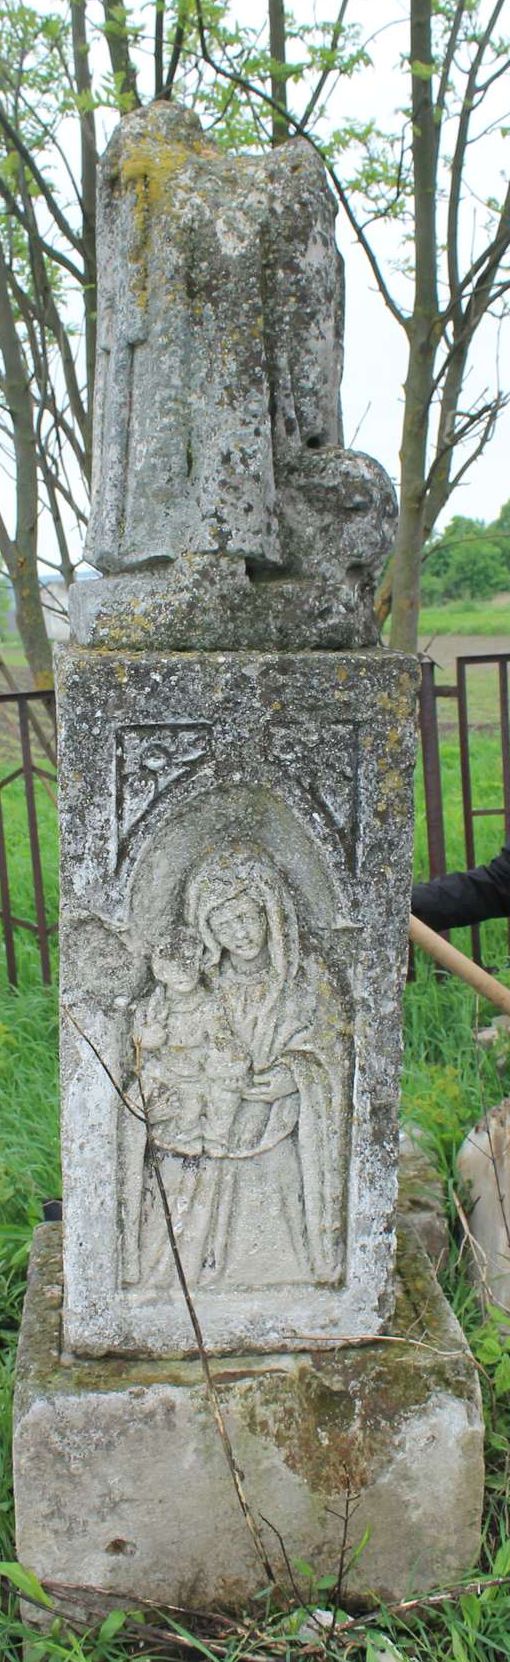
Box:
[0,730,510,1658]
[0,637,31,674]
[419,597,510,635]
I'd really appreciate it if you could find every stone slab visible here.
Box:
[55,646,417,1358]
[14,1224,484,1617]
[69,559,382,654]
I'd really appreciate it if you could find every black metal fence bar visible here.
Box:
[0,689,57,986]
[419,652,510,967]
[499,659,510,837]
[0,792,17,985]
[418,659,448,880]
[17,698,52,984]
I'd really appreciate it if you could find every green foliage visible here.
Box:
[421,511,510,603]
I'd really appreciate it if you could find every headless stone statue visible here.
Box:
[75,102,397,650]
[15,98,483,1622]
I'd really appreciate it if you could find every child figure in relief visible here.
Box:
[138,925,252,1156]
[122,925,252,1287]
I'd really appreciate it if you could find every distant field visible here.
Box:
[419,596,510,635]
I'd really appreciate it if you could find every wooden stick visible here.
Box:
[410,912,510,1016]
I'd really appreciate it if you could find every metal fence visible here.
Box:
[419,653,510,965]
[0,687,57,986]
[1,658,510,984]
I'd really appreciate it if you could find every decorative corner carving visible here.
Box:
[116,722,212,849]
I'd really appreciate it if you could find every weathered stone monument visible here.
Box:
[14,104,484,1616]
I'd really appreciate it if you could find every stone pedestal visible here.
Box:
[14,100,484,1616]
[56,646,416,1359]
[14,1224,484,1617]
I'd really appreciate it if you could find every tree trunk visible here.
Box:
[268,0,288,145]
[389,324,436,651]
[71,0,97,482]
[0,245,52,686]
[11,559,53,688]
[388,0,438,652]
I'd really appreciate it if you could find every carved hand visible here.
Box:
[243,1062,296,1102]
[139,1019,166,1051]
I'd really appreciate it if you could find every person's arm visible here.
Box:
[412,840,510,931]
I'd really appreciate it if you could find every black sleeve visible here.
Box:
[412,841,510,931]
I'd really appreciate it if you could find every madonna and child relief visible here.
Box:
[121,845,350,1298]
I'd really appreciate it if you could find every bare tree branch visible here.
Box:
[194,0,405,326]
[434,0,467,152]
[0,177,83,284]
[446,0,507,314]
[268,0,289,145]
[163,0,189,96]
[0,99,83,253]
[102,1,141,107]
[296,0,350,134]
[155,0,165,96]
[71,0,98,441]
[64,1005,278,1590]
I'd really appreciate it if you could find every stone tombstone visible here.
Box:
[14,103,484,1615]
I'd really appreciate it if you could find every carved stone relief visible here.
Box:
[116,722,212,848]
[267,722,358,874]
[121,844,350,1298]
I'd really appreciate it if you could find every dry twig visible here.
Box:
[64,1006,277,1588]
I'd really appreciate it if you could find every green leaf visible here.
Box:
[365,1636,404,1661]
[315,1572,339,1591]
[460,1592,480,1633]
[0,1562,53,1609]
[474,1332,502,1364]
[494,1353,510,1396]
[293,1557,315,1579]
[481,1536,510,1598]
[168,1620,220,1661]
[97,1608,127,1641]
[493,1536,510,1577]
[411,58,435,80]
[451,1631,470,1662]
[346,1524,371,1569]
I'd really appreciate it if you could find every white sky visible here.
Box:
[2,0,510,575]
[292,0,510,523]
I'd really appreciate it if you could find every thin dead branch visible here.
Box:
[63,1006,277,1588]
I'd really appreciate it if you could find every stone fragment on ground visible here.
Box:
[398,1127,448,1266]
[457,1098,510,1319]
[475,1015,510,1073]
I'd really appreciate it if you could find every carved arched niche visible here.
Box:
[120,786,354,1303]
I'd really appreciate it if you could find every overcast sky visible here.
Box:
[3,0,509,576]
[293,0,510,525]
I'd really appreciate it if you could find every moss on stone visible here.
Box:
[16,1223,480,1467]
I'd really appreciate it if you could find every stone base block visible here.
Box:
[14,1225,484,1620]
[68,564,379,654]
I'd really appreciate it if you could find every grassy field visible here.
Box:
[0,724,509,1659]
[419,597,510,636]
